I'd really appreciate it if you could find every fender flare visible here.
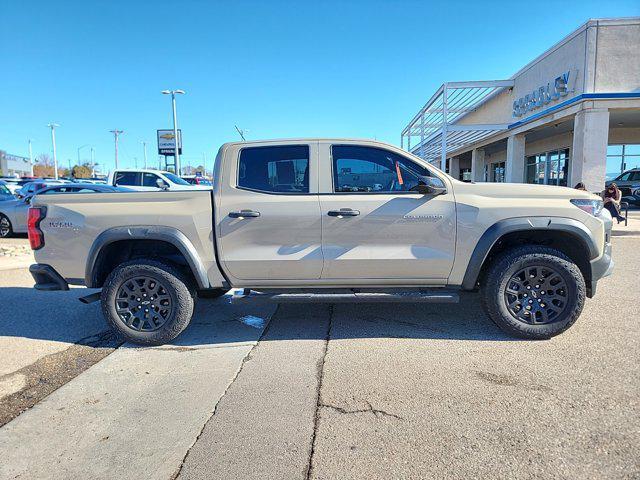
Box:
[85,226,210,289]
[461,217,597,290]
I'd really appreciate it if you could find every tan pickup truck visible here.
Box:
[28,139,613,344]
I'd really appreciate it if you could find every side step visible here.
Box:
[230,290,459,304]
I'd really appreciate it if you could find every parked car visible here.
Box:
[15,180,71,199]
[181,175,212,186]
[0,181,15,201]
[0,184,126,238]
[0,177,32,195]
[29,138,613,345]
[108,169,210,191]
[605,168,640,205]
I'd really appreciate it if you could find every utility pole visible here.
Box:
[141,141,148,169]
[90,147,95,176]
[235,125,246,141]
[28,139,34,176]
[47,123,60,180]
[161,89,185,175]
[109,129,124,169]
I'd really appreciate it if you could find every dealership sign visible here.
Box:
[157,129,183,155]
[512,71,572,117]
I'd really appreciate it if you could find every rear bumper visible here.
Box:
[29,264,70,291]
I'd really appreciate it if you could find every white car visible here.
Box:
[108,169,211,191]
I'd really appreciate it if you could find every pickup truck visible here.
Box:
[27,139,614,345]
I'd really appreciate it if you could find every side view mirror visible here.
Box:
[24,196,31,205]
[416,176,447,196]
[156,178,169,190]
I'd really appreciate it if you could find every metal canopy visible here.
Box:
[401,80,514,169]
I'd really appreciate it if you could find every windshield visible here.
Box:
[163,172,190,185]
[0,184,11,195]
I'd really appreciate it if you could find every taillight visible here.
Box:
[27,206,46,250]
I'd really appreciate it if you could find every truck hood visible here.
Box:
[453,181,598,200]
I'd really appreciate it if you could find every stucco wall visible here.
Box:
[594,22,640,93]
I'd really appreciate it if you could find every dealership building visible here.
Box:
[401,18,640,191]
[0,151,31,177]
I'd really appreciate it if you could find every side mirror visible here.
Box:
[416,176,447,196]
[156,178,169,190]
[24,196,31,204]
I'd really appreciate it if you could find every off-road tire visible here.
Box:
[197,288,228,299]
[480,246,585,339]
[101,259,196,345]
[0,214,13,238]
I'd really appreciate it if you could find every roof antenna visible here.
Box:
[234,125,247,141]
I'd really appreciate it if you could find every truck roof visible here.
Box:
[220,138,399,149]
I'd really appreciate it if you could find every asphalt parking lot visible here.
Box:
[0,219,639,479]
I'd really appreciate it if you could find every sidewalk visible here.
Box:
[611,209,640,238]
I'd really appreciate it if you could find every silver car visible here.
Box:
[0,184,125,238]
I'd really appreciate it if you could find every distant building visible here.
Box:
[0,151,31,177]
[402,18,640,191]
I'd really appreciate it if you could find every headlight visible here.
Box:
[570,199,603,216]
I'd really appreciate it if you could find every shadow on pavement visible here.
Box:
[0,288,519,345]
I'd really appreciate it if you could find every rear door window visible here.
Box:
[238,145,309,194]
[114,172,141,186]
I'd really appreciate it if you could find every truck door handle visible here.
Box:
[229,210,260,218]
[328,209,360,217]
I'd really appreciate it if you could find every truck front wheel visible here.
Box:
[101,259,196,345]
[480,246,586,339]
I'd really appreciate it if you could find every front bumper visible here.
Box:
[29,264,70,291]
[588,237,613,297]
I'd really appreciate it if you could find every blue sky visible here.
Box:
[1,0,638,173]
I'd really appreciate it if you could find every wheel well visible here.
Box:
[477,230,592,291]
[91,239,197,288]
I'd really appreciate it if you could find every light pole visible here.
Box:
[161,89,185,174]
[90,147,96,176]
[141,141,148,169]
[47,123,60,180]
[77,144,90,176]
[109,129,124,169]
[28,139,34,176]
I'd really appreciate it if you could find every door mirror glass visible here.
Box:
[156,178,169,190]
[416,176,447,196]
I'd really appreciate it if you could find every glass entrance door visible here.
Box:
[526,149,569,186]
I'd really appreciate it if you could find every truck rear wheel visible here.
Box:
[480,246,585,339]
[101,259,196,345]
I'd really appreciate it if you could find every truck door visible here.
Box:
[216,142,323,282]
[318,143,456,282]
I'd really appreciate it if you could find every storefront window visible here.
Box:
[525,149,569,186]
[606,144,640,180]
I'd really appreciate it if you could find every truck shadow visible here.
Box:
[0,288,520,345]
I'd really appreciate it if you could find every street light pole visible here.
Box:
[28,139,34,176]
[90,147,95,176]
[109,130,124,169]
[161,89,185,175]
[47,123,60,180]
[141,141,148,169]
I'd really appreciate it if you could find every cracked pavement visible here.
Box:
[1,234,639,479]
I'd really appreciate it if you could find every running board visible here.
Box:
[230,290,459,304]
